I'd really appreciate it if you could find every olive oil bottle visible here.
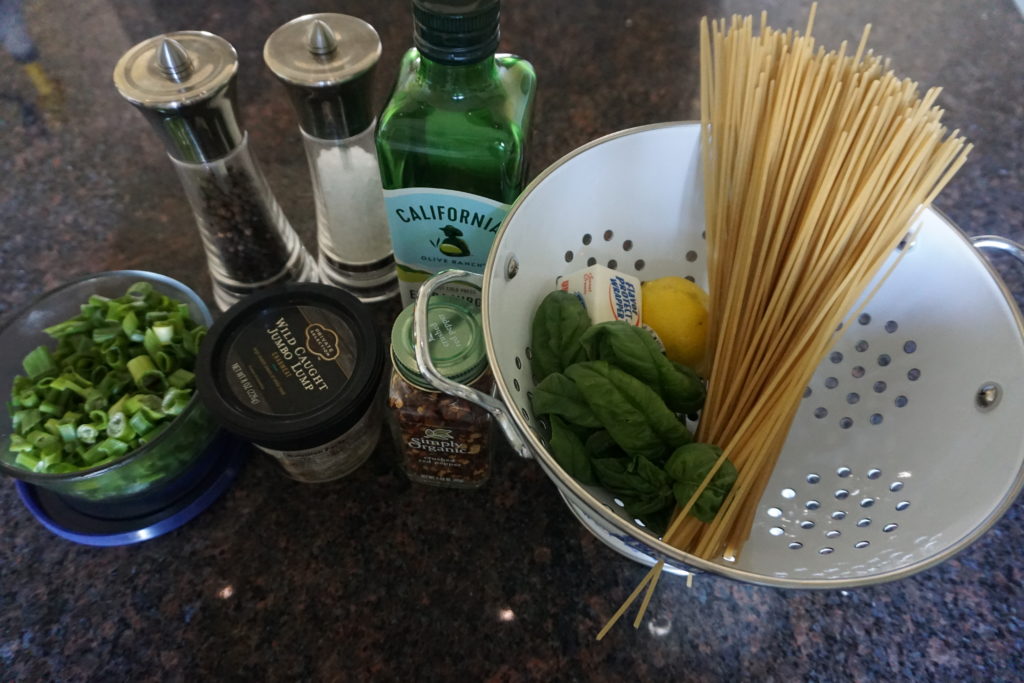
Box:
[375,0,536,305]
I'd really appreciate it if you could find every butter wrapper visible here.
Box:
[556,264,642,326]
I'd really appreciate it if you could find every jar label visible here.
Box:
[401,423,489,485]
[223,306,357,416]
[382,187,509,306]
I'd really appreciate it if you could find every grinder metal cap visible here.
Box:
[113,31,242,163]
[263,13,381,139]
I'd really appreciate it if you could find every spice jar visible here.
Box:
[264,14,397,303]
[114,31,318,311]
[388,296,493,488]
[196,283,385,482]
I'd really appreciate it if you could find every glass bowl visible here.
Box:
[0,270,218,502]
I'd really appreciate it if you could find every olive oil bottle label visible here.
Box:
[383,187,509,306]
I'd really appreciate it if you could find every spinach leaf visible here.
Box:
[531,372,602,430]
[566,361,691,463]
[580,321,706,414]
[530,291,591,383]
[548,415,596,485]
[665,442,738,523]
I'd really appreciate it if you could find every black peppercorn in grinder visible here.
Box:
[114,31,319,311]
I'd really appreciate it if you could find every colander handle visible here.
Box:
[413,270,535,460]
[972,235,1024,267]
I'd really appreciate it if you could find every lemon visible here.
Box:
[641,276,710,374]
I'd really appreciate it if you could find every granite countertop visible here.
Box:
[2,0,1023,680]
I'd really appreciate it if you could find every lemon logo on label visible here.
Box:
[305,323,341,361]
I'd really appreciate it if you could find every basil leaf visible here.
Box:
[566,361,691,462]
[530,291,591,383]
[584,430,624,460]
[666,442,738,523]
[580,321,705,414]
[670,362,706,415]
[593,455,674,531]
[592,455,671,499]
[531,372,602,430]
[628,505,672,537]
[548,416,596,485]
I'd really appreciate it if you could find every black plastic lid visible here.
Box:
[196,283,384,451]
[412,0,500,65]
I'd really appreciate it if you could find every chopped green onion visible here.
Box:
[152,321,175,345]
[122,310,140,341]
[49,374,92,398]
[125,393,165,422]
[167,369,195,389]
[91,326,121,344]
[22,346,57,380]
[103,344,126,368]
[26,429,59,449]
[9,434,34,453]
[38,399,63,416]
[87,409,109,430]
[76,423,99,444]
[127,282,153,298]
[42,318,92,338]
[13,409,42,433]
[15,453,40,470]
[161,388,192,416]
[142,328,162,364]
[7,281,206,478]
[127,355,166,393]
[107,411,136,441]
[57,422,78,445]
[128,411,155,436]
[82,389,108,413]
[43,417,62,436]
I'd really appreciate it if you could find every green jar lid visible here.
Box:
[391,296,486,389]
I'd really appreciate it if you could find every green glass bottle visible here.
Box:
[376,0,536,305]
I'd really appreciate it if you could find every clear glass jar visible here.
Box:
[302,125,397,301]
[170,134,319,311]
[196,283,386,483]
[387,296,493,488]
[388,367,493,488]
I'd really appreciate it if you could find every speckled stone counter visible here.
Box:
[2,1,1023,680]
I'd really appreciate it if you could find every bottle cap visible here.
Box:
[196,283,385,451]
[263,13,381,139]
[412,0,500,65]
[391,296,487,390]
[113,31,243,163]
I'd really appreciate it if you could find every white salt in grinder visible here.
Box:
[264,14,397,303]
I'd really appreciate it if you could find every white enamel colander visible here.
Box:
[412,122,1024,588]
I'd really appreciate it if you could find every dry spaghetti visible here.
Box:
[599,5,970,637]
[663,7,971,561]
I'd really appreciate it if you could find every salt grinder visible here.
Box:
[114,31,319,311]
[264,14,397,302]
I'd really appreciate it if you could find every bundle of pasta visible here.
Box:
[663,8,971,561]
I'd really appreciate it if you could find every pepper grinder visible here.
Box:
[264,14,397,302]
[114,31,319,311]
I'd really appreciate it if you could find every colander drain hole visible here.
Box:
[766,466,909,553]
[805,315,921,430]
